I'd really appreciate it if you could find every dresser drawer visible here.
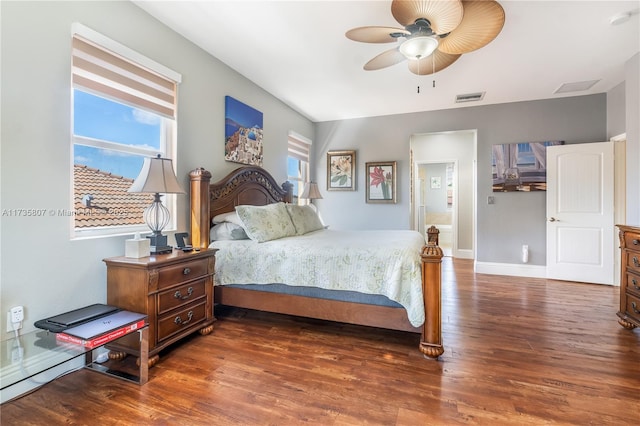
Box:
[623,292,640,323]
[625,272,640,297]
[623,232,640,253]
[625,252,640,275]
[157,301,207,343]
[157,258,209,289]
[157,278,207,315]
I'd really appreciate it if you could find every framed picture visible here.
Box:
[327,150,356,191]
[224,96,263,166]
[430,176,441,189]
[366,161,396,204]
[492,140,564,192]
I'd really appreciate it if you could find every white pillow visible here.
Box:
[235,203,296,242]
[212,211,244,226]
[285,204,324,235]
[210,222,249,241]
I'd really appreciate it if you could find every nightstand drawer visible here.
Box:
[157,259,209,289]
[623,232,640,253]
[157,301,207,343]
[157,279,207,315]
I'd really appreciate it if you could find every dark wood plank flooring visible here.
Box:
[2,258,639,425]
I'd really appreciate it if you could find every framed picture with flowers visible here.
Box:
[366,161,396,204]
[327,150,356,191]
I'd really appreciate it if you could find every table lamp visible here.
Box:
[128,154,184,254]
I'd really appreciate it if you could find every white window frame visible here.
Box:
[287,131,312,205]
[70,23,181,239]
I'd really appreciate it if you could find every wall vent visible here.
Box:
[455,92,485,103]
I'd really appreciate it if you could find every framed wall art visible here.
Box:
[366,161,396,204]
[492,140,564,192]
[327,150,356,191]
[224,96,263,166]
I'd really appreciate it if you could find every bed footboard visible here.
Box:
[420,243,444,359]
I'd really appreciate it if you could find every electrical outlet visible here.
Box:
[10,306,24,323]
[6,306,24,332]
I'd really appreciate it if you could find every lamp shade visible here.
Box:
[128,155,185,194]
[301,182,323,200]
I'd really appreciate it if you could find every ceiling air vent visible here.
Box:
[455,92,485,103]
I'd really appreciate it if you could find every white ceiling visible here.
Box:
[134,1,640,122]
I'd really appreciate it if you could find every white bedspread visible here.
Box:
[209,229,425,327]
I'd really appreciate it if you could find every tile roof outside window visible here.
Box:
[73,165,154,229]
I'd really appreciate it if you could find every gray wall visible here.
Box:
[314,95,608,265]
[0,1,313,338]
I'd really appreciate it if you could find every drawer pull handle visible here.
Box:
[174,310,194,326]
[633,239,639,246]
[634,257,639,268]
[183,267,191,275]
[174,287,194,300]
[632,278,640,291]
[632,302,639,315]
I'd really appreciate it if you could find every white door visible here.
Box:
[546,142,614,284]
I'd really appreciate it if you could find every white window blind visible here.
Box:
[71,23,181,118]
[288,132,311,162]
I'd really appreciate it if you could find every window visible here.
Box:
[287,132,312,205]
[71,24,181,238]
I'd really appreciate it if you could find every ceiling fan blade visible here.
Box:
[346,26,410,43]
[438,0,505,54]
[407,49,461,75]
[391,0,464,34]
[364,48,407,70]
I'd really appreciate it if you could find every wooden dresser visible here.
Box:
[104,248,217,365]
[617,225,640,330]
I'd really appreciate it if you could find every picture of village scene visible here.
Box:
[224,96,263,166]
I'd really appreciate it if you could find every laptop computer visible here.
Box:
[34,304,120,333]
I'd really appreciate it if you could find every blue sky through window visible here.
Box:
[73,90,162,179]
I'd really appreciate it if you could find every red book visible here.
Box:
[55,311,147,349]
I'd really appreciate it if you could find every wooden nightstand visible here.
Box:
[103,248,217,366]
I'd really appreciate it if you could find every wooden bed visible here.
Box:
[189,166,444,358]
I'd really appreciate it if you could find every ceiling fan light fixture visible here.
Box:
[399,36,439,60]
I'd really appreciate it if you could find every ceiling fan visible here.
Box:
[346,0,505,75]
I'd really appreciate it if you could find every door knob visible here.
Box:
[549,217,558,222]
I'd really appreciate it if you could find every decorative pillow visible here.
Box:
[210,222,249,241]
[212,211,244,227]
[235,203,296,242]
[285,204,324,235]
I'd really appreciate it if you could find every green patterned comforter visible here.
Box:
[210,229,425,327]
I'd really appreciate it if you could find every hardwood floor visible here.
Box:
[2,258,639,425]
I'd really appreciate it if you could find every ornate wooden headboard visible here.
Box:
[189,166,293,248]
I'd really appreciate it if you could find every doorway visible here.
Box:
[411,130,476,259]
[417,162,455,256]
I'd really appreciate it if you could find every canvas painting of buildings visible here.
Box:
[224,96,263,166]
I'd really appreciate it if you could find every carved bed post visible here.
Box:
[189,168,212,249]
[420,241,444,359]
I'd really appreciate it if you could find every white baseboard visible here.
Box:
[474,261,547,278]
[453,249,474,259]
